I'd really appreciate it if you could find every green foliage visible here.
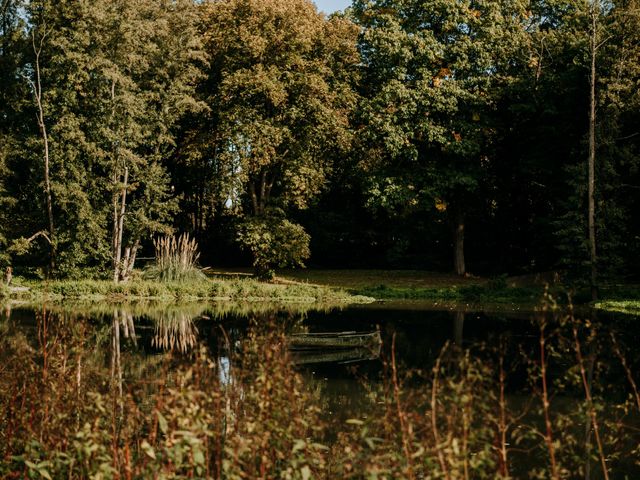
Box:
[2,300,640,477]
[595,300,640,315]
[237,215,311,279]
[351,0,531,273]
[201,0,358,215]
[0,316,330,479]
[11,277,358,304]
[0,0,205,277]
[2,0,640,283]
[222,328,327,478]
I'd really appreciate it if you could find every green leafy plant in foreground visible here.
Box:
[2,301,640,478]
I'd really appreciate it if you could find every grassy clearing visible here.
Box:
[278,269,546,305]
[280,270,640,308]
[278,268,485,289]
[6,277,370,304]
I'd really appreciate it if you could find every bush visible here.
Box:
[237,215,311,280]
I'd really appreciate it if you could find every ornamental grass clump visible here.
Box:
[144,233,206,282]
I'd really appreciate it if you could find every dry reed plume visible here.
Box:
[144,233,205,282]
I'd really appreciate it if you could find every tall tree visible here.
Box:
[198,0,359,276]
[588,0,601,300]
[1,0,205,279]
[0,0,26,267]
[353,0,529,275]
[24,14,55,272]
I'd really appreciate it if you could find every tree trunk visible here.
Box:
[112,166,128,283]
[249,181,260,216]
[120,240,139,283]
[453,210,466,276]
[588,2,598,301]
[30,29,56,273]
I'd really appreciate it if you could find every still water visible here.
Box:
[1,300,639,478]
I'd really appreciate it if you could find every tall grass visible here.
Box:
[144,233,206,282]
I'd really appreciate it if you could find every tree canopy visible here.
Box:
[0,0,639,284]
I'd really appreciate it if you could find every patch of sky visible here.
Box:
[314,0,352,14]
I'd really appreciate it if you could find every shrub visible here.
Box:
[237,215,311,280]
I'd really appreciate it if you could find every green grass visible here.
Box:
[6,269,639,309]
[352,283,544,303]
[278,269,485,289]
[277,269,545,305]
[5,277,371,304]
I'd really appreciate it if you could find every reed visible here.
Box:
[144,233,206,282]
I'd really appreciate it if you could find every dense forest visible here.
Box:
[1,0,639,285]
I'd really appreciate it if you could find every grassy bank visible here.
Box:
[278,269,546,305]
[6,277,372,304]
[6,269,639,309]
[280,269,640,309]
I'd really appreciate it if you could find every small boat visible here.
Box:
[287,330,382,351]
[290,347,380,365]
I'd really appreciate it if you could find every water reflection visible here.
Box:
[2,300,640,478]
[149,308,201,353]
[452,309,465,345]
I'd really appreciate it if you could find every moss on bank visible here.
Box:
[7,278,373,304]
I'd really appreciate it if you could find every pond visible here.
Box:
[1,300,639,479]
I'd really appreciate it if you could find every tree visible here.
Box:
[24,13,55,272]
[75,0,206,282]
[198,0,359,276]
[353,0,529,275]
[594,0,640,281]
[0,0,205,279]
[0,0,26,268]
[588,0,601,300]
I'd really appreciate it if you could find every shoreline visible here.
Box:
[1,278,374,305]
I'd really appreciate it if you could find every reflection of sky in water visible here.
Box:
[218,356,231,386]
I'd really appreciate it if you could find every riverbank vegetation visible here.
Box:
[1,303,639,478]
[4,277,366,304]
[1,0,639,296]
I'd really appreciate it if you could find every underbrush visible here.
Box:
[0,316,327,479]
[2,298,640,478]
